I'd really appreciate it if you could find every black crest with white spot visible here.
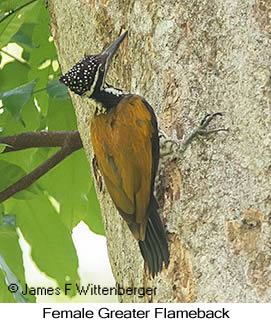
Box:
[60,32,128,111]
[59,55,100,96]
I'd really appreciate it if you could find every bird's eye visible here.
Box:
[100,65,104,72]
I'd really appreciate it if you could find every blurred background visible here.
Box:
[19,221,117,302]
[0,2,116,303]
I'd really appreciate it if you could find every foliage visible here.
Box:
[0,0,104,302]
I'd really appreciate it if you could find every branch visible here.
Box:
[0,0,38,24]
[0,131,83,203]
[0,130,81,153]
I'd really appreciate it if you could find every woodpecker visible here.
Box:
[60,31,228,277]
[60,31,169,276]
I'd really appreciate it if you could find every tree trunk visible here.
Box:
[48,0,271,302]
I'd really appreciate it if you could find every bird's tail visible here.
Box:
[138,196,169,277]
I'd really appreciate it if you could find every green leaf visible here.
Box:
[0,79,37,122]
[0,143,12,153]
[0,0,40,48]
[0,270,14,303]
[47,80,69,100]
[0,0,23,14]
[0,108,25,136]
[26,3,59,118]
[84,183,104,235]
[26,147,104,235]
[0,160,26,191]
[47,97,77,131]
[21,97,40,131]
[0,160,40,199]
[0,15,23,48]
[11,23,36,48]
[28,3,56,68]
[38,150,92,231]
[20,0,42,25]
[6,195,80,295]
[0,213,35,302]
[0,255,28,303]
[26,147,52,170]
[0,61,29,93]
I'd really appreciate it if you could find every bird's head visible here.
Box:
[59,31,127,97]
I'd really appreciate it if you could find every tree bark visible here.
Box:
[48,0,271,302]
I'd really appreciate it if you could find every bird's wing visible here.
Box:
[90,95,157,239]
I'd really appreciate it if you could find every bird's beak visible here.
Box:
[101,31,128,80]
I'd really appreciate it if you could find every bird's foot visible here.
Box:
[159,112,229,162]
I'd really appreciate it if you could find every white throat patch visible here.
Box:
[103,86,126,97]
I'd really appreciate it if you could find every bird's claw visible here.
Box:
[197,112,229,136]
[159,112,229,160]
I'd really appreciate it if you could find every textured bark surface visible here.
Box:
[48,0,271,302]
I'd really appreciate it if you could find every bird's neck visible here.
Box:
[91,84,126,115]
